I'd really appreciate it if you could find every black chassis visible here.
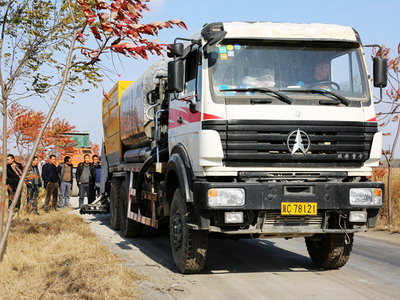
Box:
[190,180,384,235]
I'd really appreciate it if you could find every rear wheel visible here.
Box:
[305,233,354,269]
[110,178,121,230]
[170,189,208,273]
[119,179,142,237]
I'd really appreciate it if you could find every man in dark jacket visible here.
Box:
[41,154,60,212]
[88,154,101,203]
[57,156,73,208]
[6,154,23,208]
[76,154,95,208]
[26,156,42,214]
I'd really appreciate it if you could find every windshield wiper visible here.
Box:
[280,88,350,106]
[220,87,293,104]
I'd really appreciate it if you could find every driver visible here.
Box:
[311,61,332,89]
[313,61,330,82]
[287,60,332,89]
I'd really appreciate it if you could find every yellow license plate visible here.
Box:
[281,202,317,215]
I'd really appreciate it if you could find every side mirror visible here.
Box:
[167,60,184,93]
[201,23,227,58]
[373,56,388,87]
[167,43,184,58]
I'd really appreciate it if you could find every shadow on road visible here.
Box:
[86,214,320,274]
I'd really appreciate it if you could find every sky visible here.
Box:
[21,0,400,155]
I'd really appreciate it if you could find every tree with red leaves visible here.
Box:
[0,0,186,259]
[77,0,187,60]
[7,103,76,161]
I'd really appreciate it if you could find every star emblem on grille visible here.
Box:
[287,129,311,155]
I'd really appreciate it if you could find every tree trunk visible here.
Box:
[0,101,7,237]
[387,162,392,222]
[0,0,14,239]
[0,28,78,260]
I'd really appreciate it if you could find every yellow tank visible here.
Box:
[102,60,168,166]
[102,80,132,166]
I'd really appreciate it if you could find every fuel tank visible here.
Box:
[119,59,168,149]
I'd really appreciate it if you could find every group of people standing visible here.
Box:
[5,153,101,214]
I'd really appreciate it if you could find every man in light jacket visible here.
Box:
[57,156,73,208]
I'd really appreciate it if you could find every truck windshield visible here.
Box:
[210,40,367,101]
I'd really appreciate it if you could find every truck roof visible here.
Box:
[192,21,359,43]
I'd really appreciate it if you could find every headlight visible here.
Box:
[208,188,245,207]
[349,211,367,222]
[350,188,382,206]
[225,212,244,223]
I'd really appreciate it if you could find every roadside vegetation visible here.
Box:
[371,44,400,233]
[0,209,143,299]
[373,167,400,232]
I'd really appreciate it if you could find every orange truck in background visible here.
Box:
[61,132,95,196]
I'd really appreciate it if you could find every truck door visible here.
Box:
[168,47,202,162]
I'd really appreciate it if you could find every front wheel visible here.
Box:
[305,233,354,269]
[170,189,208,274]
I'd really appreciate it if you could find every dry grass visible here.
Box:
[373,168,400,233]
[0,210,143,300]
[376,185,400,233]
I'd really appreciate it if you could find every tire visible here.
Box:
[110,178,121,230]
[119,179,142,237]
[170,189,208,274]
[305,233,354,269]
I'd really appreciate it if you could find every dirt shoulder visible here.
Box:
[0,210,143,300]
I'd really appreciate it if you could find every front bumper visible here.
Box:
[191,181,383,235]
[193,181,384,210]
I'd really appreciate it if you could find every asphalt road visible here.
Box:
[75,203,400,300]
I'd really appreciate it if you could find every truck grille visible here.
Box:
[202,120,377,167]
[263,213,323,229]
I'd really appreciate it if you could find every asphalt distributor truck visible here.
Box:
[84,22,387,273]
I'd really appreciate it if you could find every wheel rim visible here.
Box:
[171,212,183,251]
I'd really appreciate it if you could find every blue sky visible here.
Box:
[28,0,400,153]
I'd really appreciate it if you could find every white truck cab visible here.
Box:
[164,22,385,272]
